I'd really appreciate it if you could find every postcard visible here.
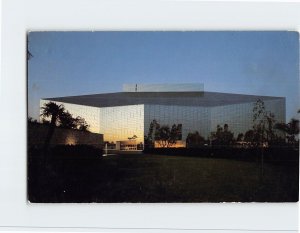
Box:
[27,31,299,203]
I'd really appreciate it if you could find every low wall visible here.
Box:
[28,123,103,148]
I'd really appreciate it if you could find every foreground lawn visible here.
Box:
[28,154,298,202]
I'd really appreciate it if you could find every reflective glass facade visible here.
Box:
[144,105,210,140]
[41,90,286,144]
[40,100,101,133]
[99,105,144,143]
[210,99,285,137]
[144,99,285,140]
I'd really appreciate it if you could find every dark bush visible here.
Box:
[144,146,299,164]
[28,144,103,160]
[50,144,103,159]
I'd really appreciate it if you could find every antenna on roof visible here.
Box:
[135,84,137,92]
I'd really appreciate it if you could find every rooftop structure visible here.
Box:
[46,91,282,108]
[122,83,204,92]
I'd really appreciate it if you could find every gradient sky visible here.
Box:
[28,31,299,122]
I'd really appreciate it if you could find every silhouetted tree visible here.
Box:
[169,124,181,144]
[275,118,299,144]
[40,102,90,152]
[222,124,234,144]
[253,99,276,145]
[186,131,205,148]
[59,111,77,129]
[236,133,244,142]
[74,116,90,131]
[252,99,277,178]
[156,125,172,148]
[265,112,276,142]
[145,120,182,148]
[210,124,234,146]
[144,119,159,148]
[40,102,66,152]
[28,117,38,123]
[244,129,256,143]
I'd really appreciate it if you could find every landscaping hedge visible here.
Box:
[144,146,299,163]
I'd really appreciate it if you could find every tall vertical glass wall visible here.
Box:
[210,98,285,137]
[100,105,144,143]
[144,98,285,141]
[144,105,211,141]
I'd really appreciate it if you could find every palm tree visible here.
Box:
[59,111,77,129]
[40,102,66,152]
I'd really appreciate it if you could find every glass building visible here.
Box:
[41,83,286,147]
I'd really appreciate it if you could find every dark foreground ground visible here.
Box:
[28,148,299,203]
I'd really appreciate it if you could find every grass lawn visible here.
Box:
[28,153,298,203]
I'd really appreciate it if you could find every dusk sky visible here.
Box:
[28,31,299,121]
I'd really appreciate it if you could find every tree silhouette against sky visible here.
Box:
[40,102,66,152]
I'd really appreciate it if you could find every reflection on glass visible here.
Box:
[41,97,285,145]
